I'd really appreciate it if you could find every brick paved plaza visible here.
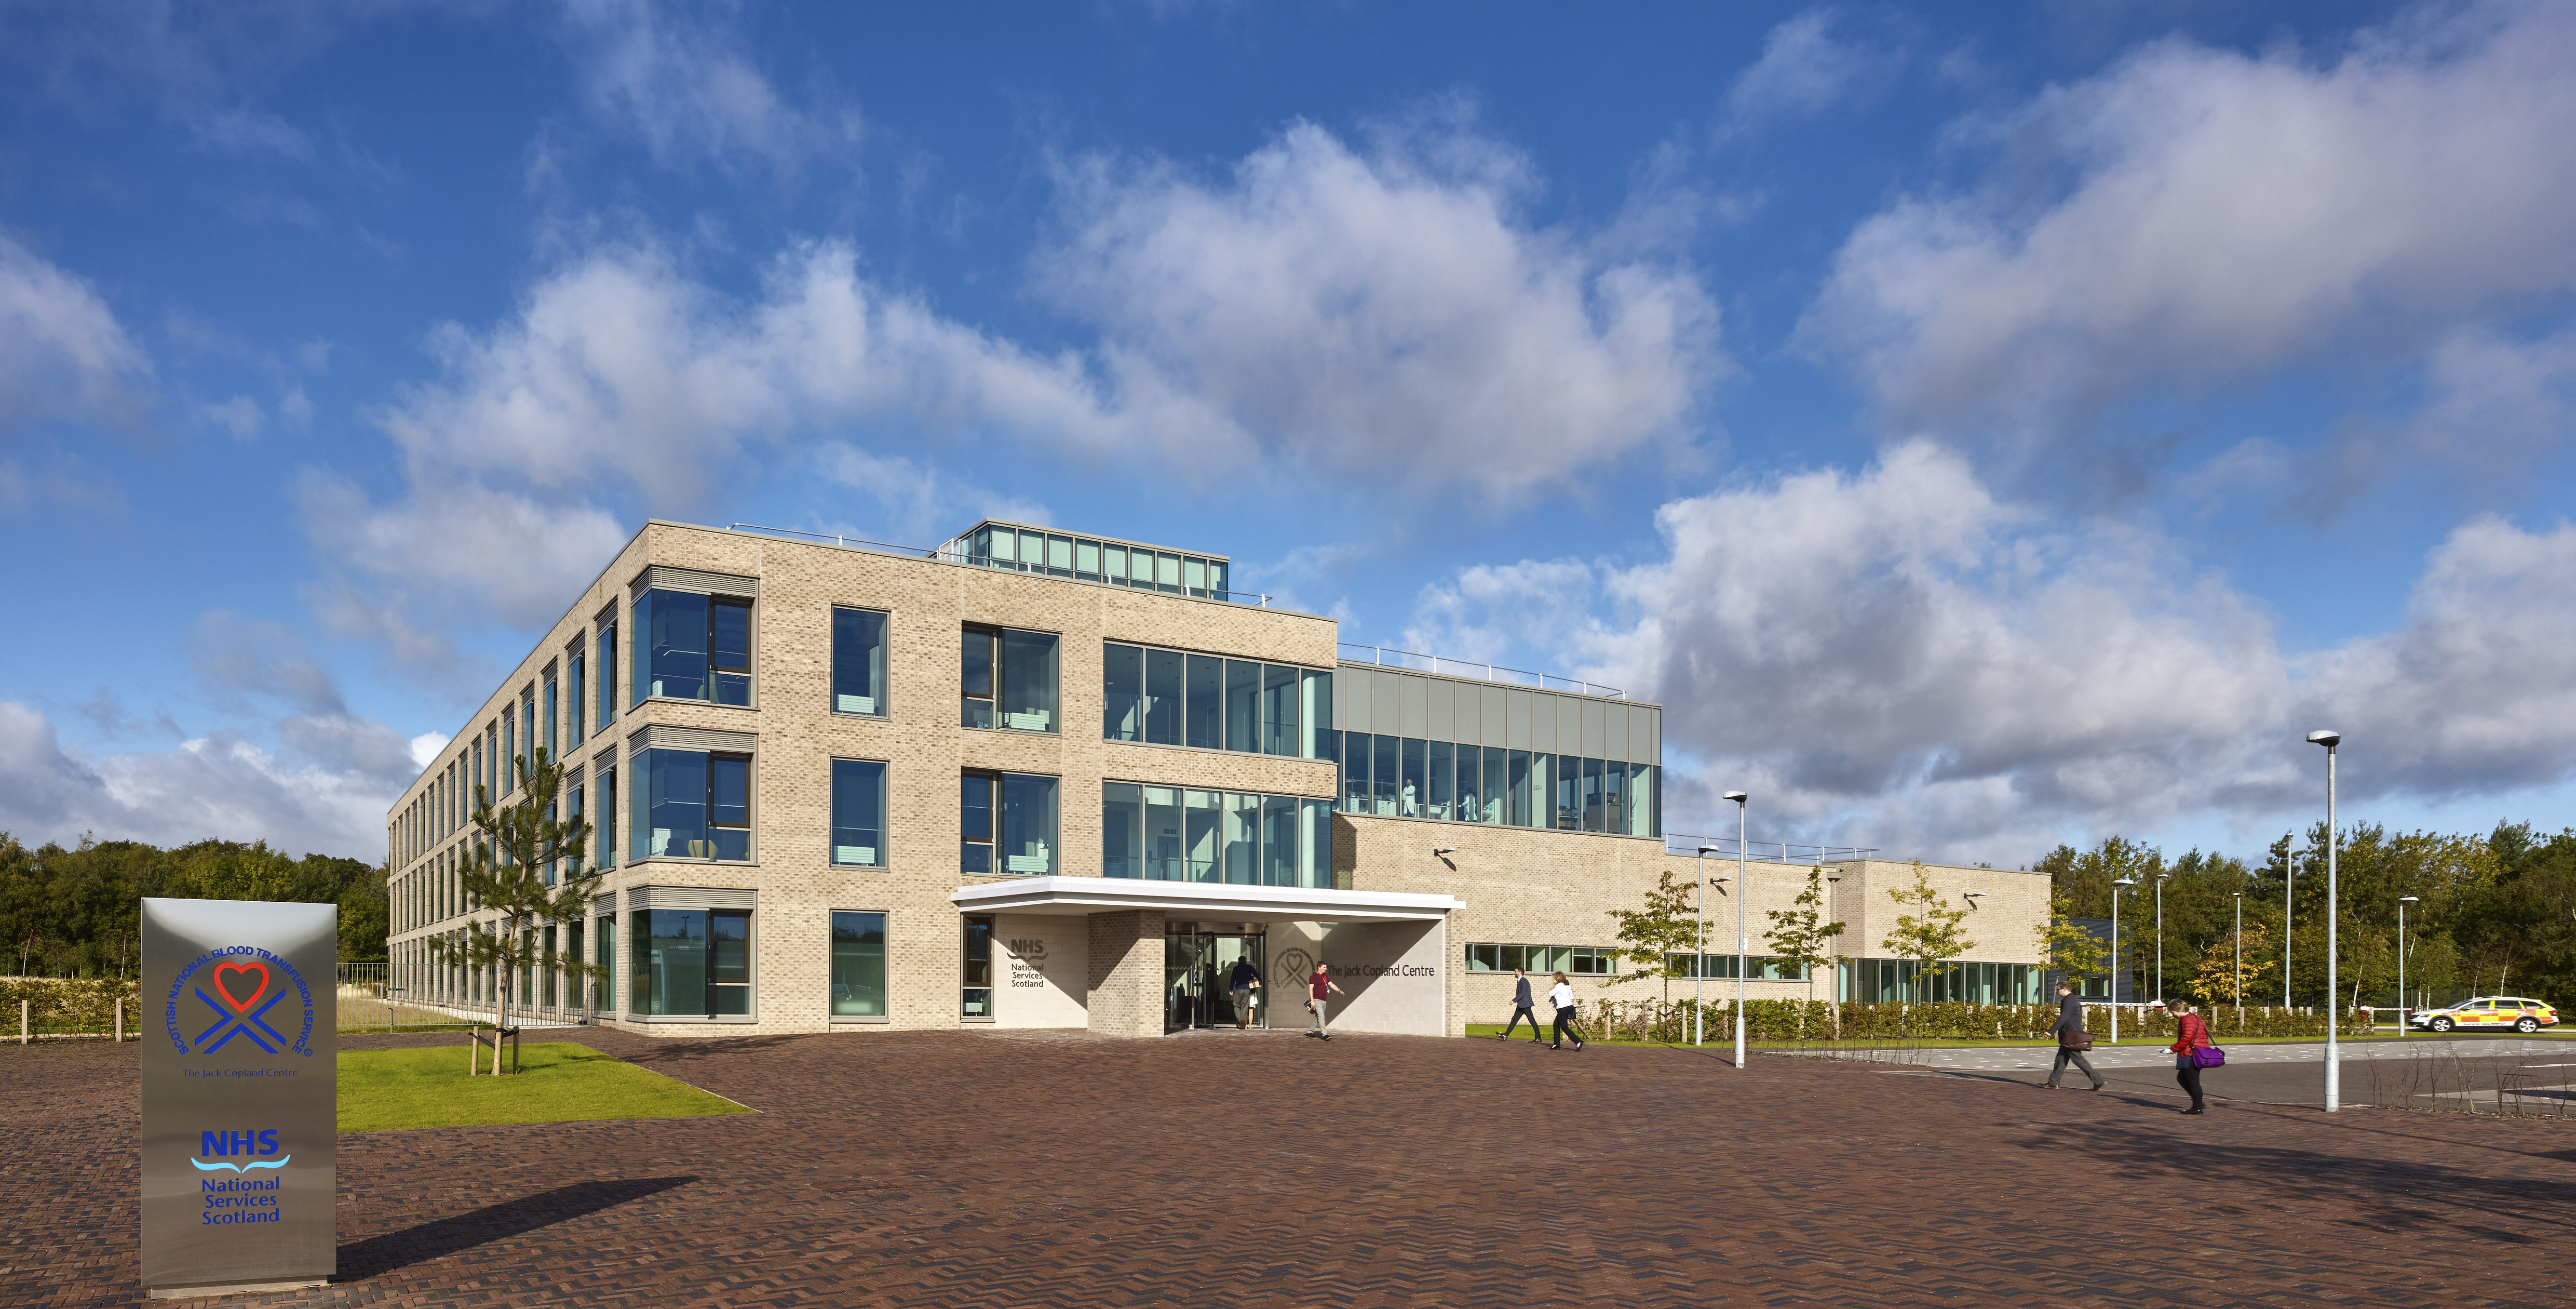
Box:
[9,1028,2574,1307]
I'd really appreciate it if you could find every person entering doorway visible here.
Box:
[1227,955,1261,1030]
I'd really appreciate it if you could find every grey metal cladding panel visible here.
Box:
[628,885,757,909]
[1635,707,1662,765]
[1398,675,1429,738]
[1449,682,1476,744]
[1426,680,1453,740]
[1603,705,1626,764]
[630,725,760,754]
[1558,698,1583,753]
[1582,700,1606,757]
[1498,687,1524,749]
[1530,693,1554,751]
[1332,670,1359,731]
[635,565,759,598]
[595,894,617,916]
[1371,670,1400,734]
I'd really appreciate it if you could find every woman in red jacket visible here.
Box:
[2168,998,2214,1115]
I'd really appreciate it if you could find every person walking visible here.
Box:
[2169,997,2215,1114]
[1546,971,1585,1050]
[2041,980,2106,1091]
[1500,967,1545,1043]
[1305,960,1344,1040]
[1226,956,1261,1030]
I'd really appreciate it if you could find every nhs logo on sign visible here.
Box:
[192,1129,289,1173]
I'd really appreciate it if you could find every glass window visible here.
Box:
[961,627,995,729]
[1304,799,1332,889]
[639,590,708,702]
[710,910,750,1015]
[1260,663,1298,756]
[961,773,994,873]
[1603,761,1626,834]
[1184,557,1206,596]
[1184,654,1222,749]
[1155,552,1180,593]
[1103,644,1143,741]
[709,755,751,860]
[1582,757,1606,833]
[1184,789,1220,881]
[1400,738,1425,818]
[634,909,707,1017]
[1554,755,1580,830]
[1302,669,1333,759]
[1103,782,1144,877]
[1427,740,1454,820]
[1224,660,1260,752]
[1144,785,1182,880]
[831,911,887,1018]
[1144,649,1183,745]
[1454,744,1481,824]
[962,915,993,1018]
[1018,530,1044,572]
[1001,774,1058,873]
[597,621,617,728]
[1000,629,1059,731]
[598,766,617,867]
[523,699,535,772]
[635,749,751,861]
[1372,734,1399,816]
[502,718,516,794]
[1341,731,1370,812]
[710,600,752,705]
[832,608,888,715]
[543,676,558,756]
[1507,750,1532,827]
[1075,539,1101,581]
[1104,543,1128,584]
[568,653,585,747]
[596,914,615,1010]
[1208,559,1229,598]
[1467,944,1497,972]
[1223,792,1260,884]
[831,759,885,866]
[1262,795,1298,887]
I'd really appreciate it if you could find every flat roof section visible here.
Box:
[951,876,1462,924]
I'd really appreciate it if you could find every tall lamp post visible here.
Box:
[2231,891,2244,1018]
[2282,836,2299,1008]
[2308,729,2342,1113]
[2397,894,2420,1037]
[1724,791,1749,1069]
[2154,872,2170,1004]
[2111,876,2139,1043]
[1694,844,1720,1046]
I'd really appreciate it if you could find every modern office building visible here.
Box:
[382,519,2051,1039]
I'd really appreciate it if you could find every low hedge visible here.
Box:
[0,977,144,1036]
[1578,996,2371,1044]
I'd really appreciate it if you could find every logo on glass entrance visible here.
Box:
[163,946,319,1058]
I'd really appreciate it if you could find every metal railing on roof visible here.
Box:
[725,523,1276,606]
[1664,834,1880,864]
[1336,642,1624,699]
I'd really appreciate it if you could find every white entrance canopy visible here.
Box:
[951,876,1461,924]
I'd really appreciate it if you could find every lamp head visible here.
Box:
[2307,729,2341,748]
[1431,847,1457,857]
[2399,894,2420,903]
[1696,845,1721,856]
[1963,891,1986,898]
[2113,876,2139,888]
[1722,791,1747,804]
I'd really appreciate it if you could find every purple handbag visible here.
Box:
[2189,1045,2226,1069]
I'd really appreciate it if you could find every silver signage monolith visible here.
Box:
[140,898,337,1298]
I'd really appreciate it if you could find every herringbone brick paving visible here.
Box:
[6,1027,2572,1306]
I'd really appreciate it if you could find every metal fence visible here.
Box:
[1334,642,1623,698]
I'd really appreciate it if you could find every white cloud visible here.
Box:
[200,394,263,440]
[0,233,153,433]
[813,444,1050,546]
[554,0,858,175]
[1720,8,1903,139]
[1040,121,1726,501]
[1801,4,2576,451]
[190,105,315,161]
[408,731,451,768]
[1401,444,2576,861]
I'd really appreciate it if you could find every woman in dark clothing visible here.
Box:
[2042,981,2105,1091]
[2168,998,2214,1114]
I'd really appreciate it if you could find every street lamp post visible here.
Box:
[2309,729,2342,1113]
[2155,872,2170,1004]
[2398,894,2420,1037]
[2281,836,2298,1008]
[1724,791,1749,1069]
[1694,844,1720,1046]
[2231,891,2244,1019]
[2111,877,2139,1043]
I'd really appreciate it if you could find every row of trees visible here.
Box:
[2037,822,2576,1007]
[0,835,387,976]
[1611,860,1970,1003]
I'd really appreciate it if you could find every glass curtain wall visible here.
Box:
[632,591,754,706]
[1102,782,1332,887]
[1338,733,1657,837]
[956,523,1235,600]
[1104,643,1330,758]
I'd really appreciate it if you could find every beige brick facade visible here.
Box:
[380,518,2048,1041]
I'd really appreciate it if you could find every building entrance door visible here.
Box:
[1164,928,1269,1030]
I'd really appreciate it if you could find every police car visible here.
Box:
[2409,996,2559,1033]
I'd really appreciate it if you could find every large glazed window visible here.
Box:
[1145,649,1183,744]
[965,771,1059,875]
[1102,643,1143,741]
[831,911,887,1018]
[831,607,887,715]
[635,748,753,861]
[597,622,618,727]
[630,907,752,1017]
[830,759,885,866]
[1111,642,1325,756]
[1103,780,1332,888]
[1184,654,1221,749]
[963,625,1059,732]
[962,915,994,1019]
[568,652,585,747]
[634,591,754,706]
[1224,660,1260,754]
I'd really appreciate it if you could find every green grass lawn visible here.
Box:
[339,1041,754,1132]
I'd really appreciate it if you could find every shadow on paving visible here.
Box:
[337,1176,695,1277]
[2023,1124,2576,1239]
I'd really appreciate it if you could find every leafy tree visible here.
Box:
[2187,920,2274,1009]
[1883,862,1975,1000]
[1762,866,1845,1004]
[1610,867,1706,1007]
[430,747,601,1060]
[2038,893,2108,990]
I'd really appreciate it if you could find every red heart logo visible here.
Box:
[212,960,269,1014]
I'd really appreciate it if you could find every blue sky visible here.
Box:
[6,0,2574,866]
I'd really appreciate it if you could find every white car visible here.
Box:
[2409,996,2559,1033]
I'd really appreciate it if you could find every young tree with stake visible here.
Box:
[1884,862,1976,1004]
[428,746,601,1070]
